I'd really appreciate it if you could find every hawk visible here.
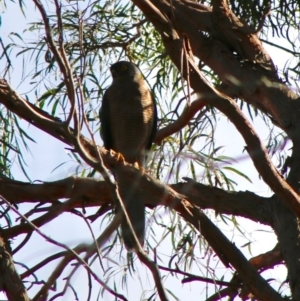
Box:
[99,61,157,250]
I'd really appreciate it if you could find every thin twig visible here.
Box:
[158,265,240,287]
[61,213,121,298]
[0,38,12,78]
[4,197,77,238]
[205,287,238,301]
[33,0,76,126]
[137,250,169,301]
[1,196,128,301]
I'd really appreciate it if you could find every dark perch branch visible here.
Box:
[128,0,300,216]
[137,251,169,301]
[2,198,128,301]
[0,234,30,301]
[0,81,283,300]
[154,96,206,144]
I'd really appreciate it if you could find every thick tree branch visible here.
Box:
[205,287,237,301]
[249,243,283,271]
[178,200,284,301]
[174,178,271,224]
[210,0,274,64]
[0,235,30,301]
[0,176,110,206]
[0,175,271,227]
[0,81,284,300]
[127,2,300,217]
[1,79,295,222]
[238,244,283,300]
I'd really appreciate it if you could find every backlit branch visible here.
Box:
[129,0,300,217]
[0,234,30,301]
[2,198,128,301]
[0,175,271,226]
[0,54,286,301]
[32,0,77,125]
[154,96,206,144]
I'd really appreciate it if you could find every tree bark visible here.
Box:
[0,235,30,301]
[129,0,300,298]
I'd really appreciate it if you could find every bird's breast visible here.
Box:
[105,80,154,164]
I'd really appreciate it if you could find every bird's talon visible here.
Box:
[134,163,145,175]
[116,152,125,163]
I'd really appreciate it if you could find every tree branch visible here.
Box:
[0,234,30,301]
[0,80,293,223]
[3,196,79,237]
[173,178,271,224]
[0,174,271,230]
[158,265,239,288]
[126,1,300,217]
[137,251,169,301]
[0,51,286,301]
[179,202,284,301]
[33,0,76,125]
[154,96,206,144]
[2,198,128,301]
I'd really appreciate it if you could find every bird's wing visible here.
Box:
[99,91,113,150]
[145,92,158,151]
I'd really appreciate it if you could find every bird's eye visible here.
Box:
[121,65,127,71]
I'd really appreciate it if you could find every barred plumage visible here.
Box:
[99,61,157,250]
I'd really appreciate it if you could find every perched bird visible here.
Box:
[99,61,157,250]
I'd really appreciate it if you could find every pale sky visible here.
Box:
[0,1,296,300]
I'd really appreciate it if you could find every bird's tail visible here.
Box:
[115,173,145,251]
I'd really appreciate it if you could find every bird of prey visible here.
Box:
[99,61,157,250]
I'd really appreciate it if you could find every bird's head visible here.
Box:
[110,61,142,81]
